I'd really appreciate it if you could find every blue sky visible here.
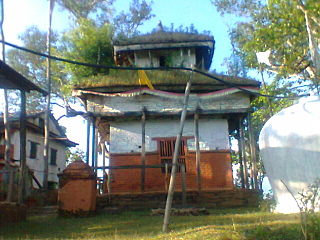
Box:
[4,0,234,71]
[2,0,236,151]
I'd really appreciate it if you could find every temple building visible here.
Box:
[73,30,260,196]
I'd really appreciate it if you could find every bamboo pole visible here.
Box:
[141,109,146,192]
[194,112,201,191]
[0,0,14,202]
[43,0,55,189]
[162,70,193,233]
[17,91,27,204]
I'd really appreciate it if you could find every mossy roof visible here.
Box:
[73,69,260,93]
[113,32,215,46]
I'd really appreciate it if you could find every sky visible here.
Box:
[2,0,236,152]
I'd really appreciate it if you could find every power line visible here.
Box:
[1,40,309,99]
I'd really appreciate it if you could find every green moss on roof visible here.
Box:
[73,69,260,90]
[114,32,214,46]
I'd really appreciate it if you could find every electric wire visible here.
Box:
[1,40,309,99]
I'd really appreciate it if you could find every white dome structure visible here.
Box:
[259,96,320,213]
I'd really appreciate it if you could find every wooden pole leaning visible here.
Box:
[162,69,193,233]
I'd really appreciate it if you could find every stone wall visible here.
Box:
[97,189,261,210]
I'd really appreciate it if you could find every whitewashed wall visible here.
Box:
[87,92,251,114]
[110,118,229,153]
[0,116,68,188]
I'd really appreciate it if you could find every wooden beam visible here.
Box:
[163,70,193,233]
[194,113,201,191]
[141,110,146,192]
[18,90,26,204]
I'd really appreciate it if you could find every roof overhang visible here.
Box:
[0,60,47,95]
[114,40,214,53]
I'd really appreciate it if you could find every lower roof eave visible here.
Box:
[87,108,251,121]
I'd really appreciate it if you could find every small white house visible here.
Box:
[0,112,77,189]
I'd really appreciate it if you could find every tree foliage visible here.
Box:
[56,0,115,21]
[62,18,114,82]
[6,26,66,111]
[113,0,154,38]
[212,0,320,92]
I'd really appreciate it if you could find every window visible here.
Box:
[159,56,166,67]
[50,148,57,165]
[156,138,187,173]
[29,141,38,159]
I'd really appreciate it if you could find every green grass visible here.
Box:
[72,69,258,89]
[0,208,301,240]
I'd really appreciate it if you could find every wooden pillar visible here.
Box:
[94,127,98,172]
[91,118,96,168]
[101,142,106,193]
[239,117,249,189]
[181,164,186,207]
[18,90,26,204]
[248,113,258,189]
[140,110,146,192]
[194,113,201,191]
[86,120,90,164]
[238,118,245,189]
[163,70,193,233]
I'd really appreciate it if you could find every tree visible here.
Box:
[6,26,66,111]
[62,18,114,82]
[212,0,320,92]
[113,0,154,38]
[56,0,114,21]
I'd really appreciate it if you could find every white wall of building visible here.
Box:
[110,118,229,153]
[1,115,69,188]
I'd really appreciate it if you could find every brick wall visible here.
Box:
[109,150,233,193]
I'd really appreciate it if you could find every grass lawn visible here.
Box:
[0,208,301,240]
